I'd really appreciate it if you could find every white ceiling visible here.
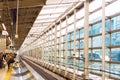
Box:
[20,0,120,51]
[20,0,80,50]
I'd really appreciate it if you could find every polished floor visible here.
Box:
[0,60,37,80]
[0,66,8,80]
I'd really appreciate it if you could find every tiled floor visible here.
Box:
[0,66,8,80]
[10,62,36,80]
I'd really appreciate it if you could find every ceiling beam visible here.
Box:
[0,0,46,10]
[39,12,62,16]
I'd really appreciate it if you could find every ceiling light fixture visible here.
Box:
[15,34,18,38]
[1,23,6,30]
[15,0,19,38]
[8,37,12,42]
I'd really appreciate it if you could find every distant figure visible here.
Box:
[13,53,17,58]
[6,54,14,69]
[0,52,3,68]
[0,52,6,68]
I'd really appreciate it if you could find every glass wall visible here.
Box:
[24,4,120,80]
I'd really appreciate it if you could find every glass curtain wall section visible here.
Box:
[43,12,120,79]
[58,20,62,73]
[23,1,120,79]
[64,16,69,77]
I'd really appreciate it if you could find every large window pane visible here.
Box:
[80,29,84,38]
[76,30,79,39]
[93,36,102,47]
[76,41,79,49]
[105,20,111,31]
[80,40,84,48]
[111,64,120,78]
[105,34,110,46]
[111,48,120,62]
[111,32,120,46]
[92,23,102,35]
[91,62,102,73]
[91,49,101,60]
[111,15,120,30]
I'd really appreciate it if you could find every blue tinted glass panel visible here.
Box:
[89,38,91,48]
[105,20,111,31]
[71,42,74,49]
[68,59,73,66]
[76,30,79,39]
[71,32,74,40]
[89,27,92,36]
[91,62,102,73]
[68,34,71,41]
[105,49,110,61]
[68,42,71,50]
[67,51,71,57]
[80,40,84,48]
[76,41,79,49]
[111,17,116,30]
[111,48,120,62]
[111,16,120,30]
[79,61,84,70]
[111,32,120,46]
[92,49,101,60]
[93,36,102,47]
[105,34,110,46]
[116,16,120,29]
[92,23,102,35]
[105,63,110,76]
[76,60,79,67]
[80,29,84,38]
[111,64,120,78]
[80,50,84,59]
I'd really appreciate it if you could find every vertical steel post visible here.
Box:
[44,35,46,66]
[48,31,50,68]
[109,18,112,78]
[59,20,62,73]
[102,0,106,80]
[65,15,69,77]
[54,23,57,72]
[73,9,77,80]
[50,29,53,70]
[84,0,89,79]
[42,37,44,66]
[45,34,47,67]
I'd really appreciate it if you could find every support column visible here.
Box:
[65,15,69,77]
[73,9,77,80]
[109,18,112,78]
[50,29,53,70]
[59,20,62,73]
[54,23,57,72]
[102,0,106,80]
[45,34,47,67]
[48,31,51,68]
[84,0,89,79]
[44,35,46,66]
[42,37,45,66]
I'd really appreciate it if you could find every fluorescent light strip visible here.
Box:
[2,23,6,30]
[8,37,12,42]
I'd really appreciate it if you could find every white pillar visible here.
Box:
[73,9,77,80]
[53,23,57,72]
[65,15,69,77]
[84,0,89,79]
[50,29,53,70]
[59,20,62,73]
[102,0,106,80]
